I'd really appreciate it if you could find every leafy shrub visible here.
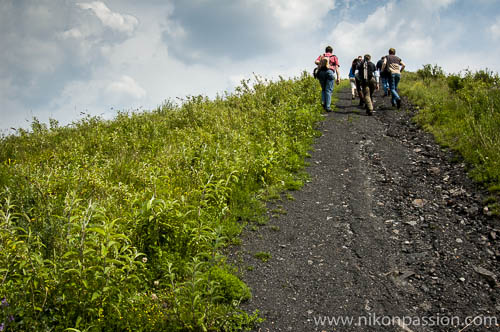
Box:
[0,72,326,331]
[401,68,500,189]
[207,266,251,303]
[416,64,445,81]
[447,74,464,92]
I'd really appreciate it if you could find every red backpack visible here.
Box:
[313,54,338,78]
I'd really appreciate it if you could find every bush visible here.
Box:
[416,64,445,81]
[0,72,325,331]
[401,67,500,188]
[447,74,464,92]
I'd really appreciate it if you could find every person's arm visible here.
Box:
[315,55,321,65]
[400,60,406,72]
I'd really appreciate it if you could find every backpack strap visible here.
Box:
[330,55,339,68]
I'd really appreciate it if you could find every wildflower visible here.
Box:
[151,293,158,301]
[0,322,4,331]
[8,315,14,322]
[142,257,148,264]
[0,298,7,307]
[153,280,159,287]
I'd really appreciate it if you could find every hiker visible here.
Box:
[356,54,377,115]
[382,48,406,108]
[352,58,365,107]
[376,56,390,96]
[314,46,340,112]
[374,63,380,90]
[348,58,359,100]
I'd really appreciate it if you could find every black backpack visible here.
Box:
[357,60,375,81]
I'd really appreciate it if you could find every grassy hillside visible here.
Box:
[399,65,500,211]
[0,73,332,331]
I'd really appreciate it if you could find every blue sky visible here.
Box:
[1,0,500,133]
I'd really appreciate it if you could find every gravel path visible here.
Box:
[231,87,499,332]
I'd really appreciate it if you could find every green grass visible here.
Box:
[400,66,500,190]
[253,252,272,262]
[0,72,334,331]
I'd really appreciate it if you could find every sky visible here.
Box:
[1,0,500,133]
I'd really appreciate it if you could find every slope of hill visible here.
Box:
[1,67,499,331]
[236,84,499,332]
[0,73,322,331]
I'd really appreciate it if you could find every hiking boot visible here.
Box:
[351,95,355,100]
[366,109,373,116]
[396,99,401,109]
[325,108,333,112]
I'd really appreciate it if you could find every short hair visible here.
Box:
[364,54,371,61]
[325,46,333,53]
[389,48,396,55]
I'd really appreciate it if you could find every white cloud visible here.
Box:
[106,75,146,99]
[163,0,336,63]
[266,0,336,28]
[401,37,433,58]
[491,16,500,39]
[60,28,83,40]
[327,0,463,75]
[415,0,455,11]
[328,4,397,64]
[77,1,138,35]
[1,0,499,133]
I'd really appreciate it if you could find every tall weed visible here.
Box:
[400,66,500,187]
[0,72,325,330]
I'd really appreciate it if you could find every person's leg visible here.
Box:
[369,78,377,105]
[324,70,335,111]
[363,84,373,114]
[381,76,388,96]
[390,73,401,107]
[318,71,327,109]
[393,73,401,108]
[350,78,356,99]
[389,74,398,106]
[355,78,364,106]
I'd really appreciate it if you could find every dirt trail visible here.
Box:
[232,87,499,332]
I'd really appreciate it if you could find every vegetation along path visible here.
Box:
[232,87,500,331]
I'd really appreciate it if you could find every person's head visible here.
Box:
[357,55,362,60]
[325,46,333,53]
[381,56,385,60]
[388,48,396,55]
[364,54,371,62]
